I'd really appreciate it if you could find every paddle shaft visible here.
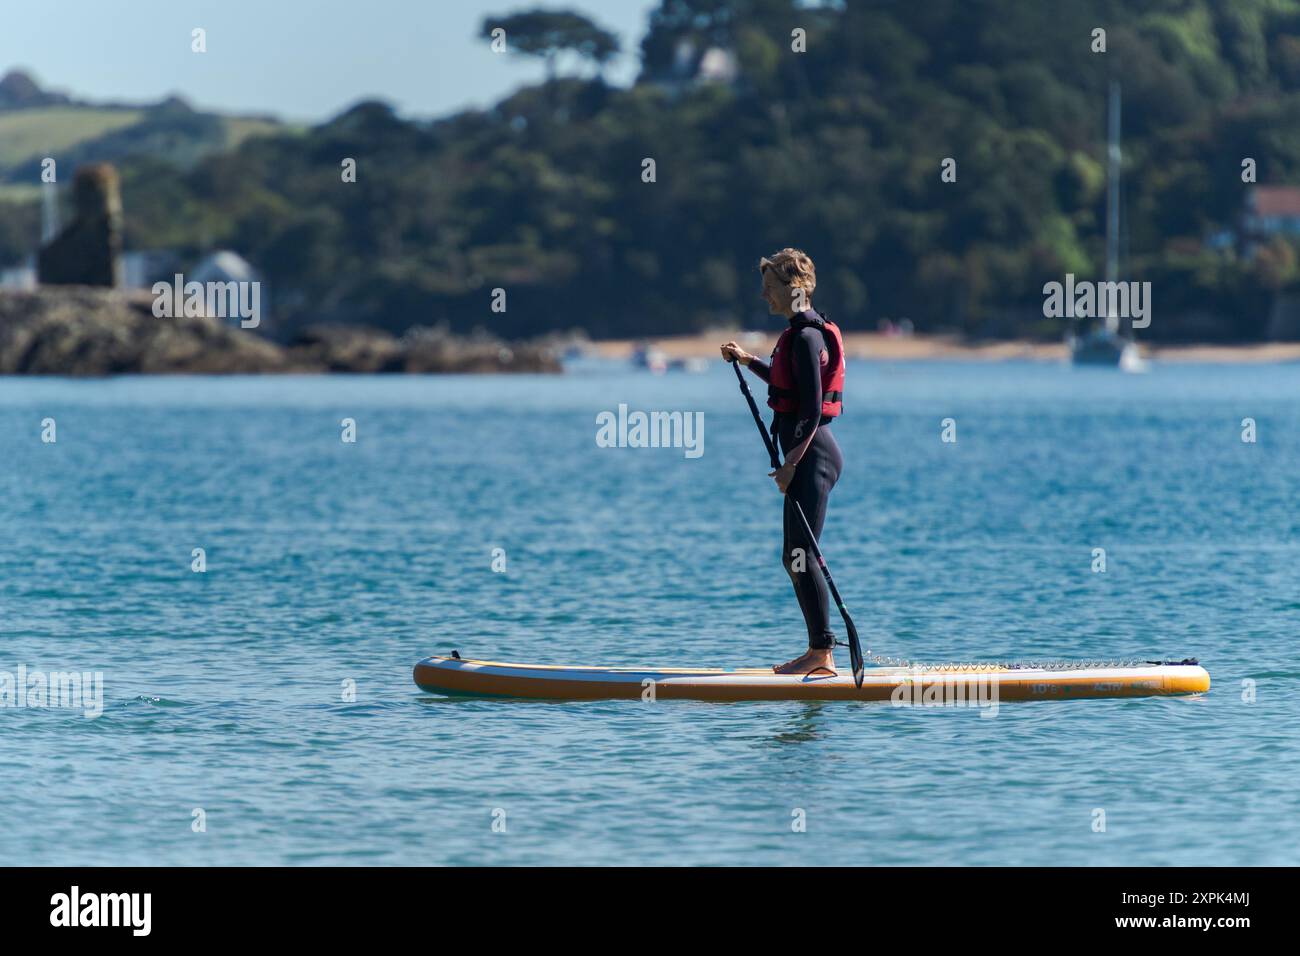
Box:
[729,358,864,686]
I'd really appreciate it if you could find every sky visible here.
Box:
[0,0,659,122]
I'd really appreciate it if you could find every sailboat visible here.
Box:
[1069,81,1144,371]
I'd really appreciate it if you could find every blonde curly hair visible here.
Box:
[759,248,816,294]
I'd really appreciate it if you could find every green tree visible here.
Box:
[482,9,620,82]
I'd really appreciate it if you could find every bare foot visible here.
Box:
[773,648,837,675]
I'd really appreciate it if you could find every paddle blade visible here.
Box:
[846,618,864,688]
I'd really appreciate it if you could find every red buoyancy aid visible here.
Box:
[766,312,845,417]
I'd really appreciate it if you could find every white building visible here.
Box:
[190,250,266,329]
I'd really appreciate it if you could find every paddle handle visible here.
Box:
[730,357,781,469]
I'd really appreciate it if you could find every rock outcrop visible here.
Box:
[0,287,561,375]
[289,324,403,372]
[0,287,294,375]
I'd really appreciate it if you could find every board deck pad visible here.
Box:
[413,654,1210,702]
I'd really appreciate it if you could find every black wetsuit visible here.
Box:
[749,313,845,650]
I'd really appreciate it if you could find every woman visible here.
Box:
[721,248,846,676]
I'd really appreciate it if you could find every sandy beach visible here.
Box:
[592,332,1300,364]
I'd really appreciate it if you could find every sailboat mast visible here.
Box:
[1105,80,1121,333]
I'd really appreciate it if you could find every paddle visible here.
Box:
[729,357,864,687]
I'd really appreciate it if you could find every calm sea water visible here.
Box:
[1,360,1297,865]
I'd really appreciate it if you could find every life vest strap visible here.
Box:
[769,386,841,402]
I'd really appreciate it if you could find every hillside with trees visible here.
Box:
[6,1,1300,342]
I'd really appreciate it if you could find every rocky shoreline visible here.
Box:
[0,287,561,375]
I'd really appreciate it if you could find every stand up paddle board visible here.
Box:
[413,654,1210,702]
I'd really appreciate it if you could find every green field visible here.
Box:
[0,107,291,186]
[0,183,44,202]
[0,107,144,169]
[223,116,291,149]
